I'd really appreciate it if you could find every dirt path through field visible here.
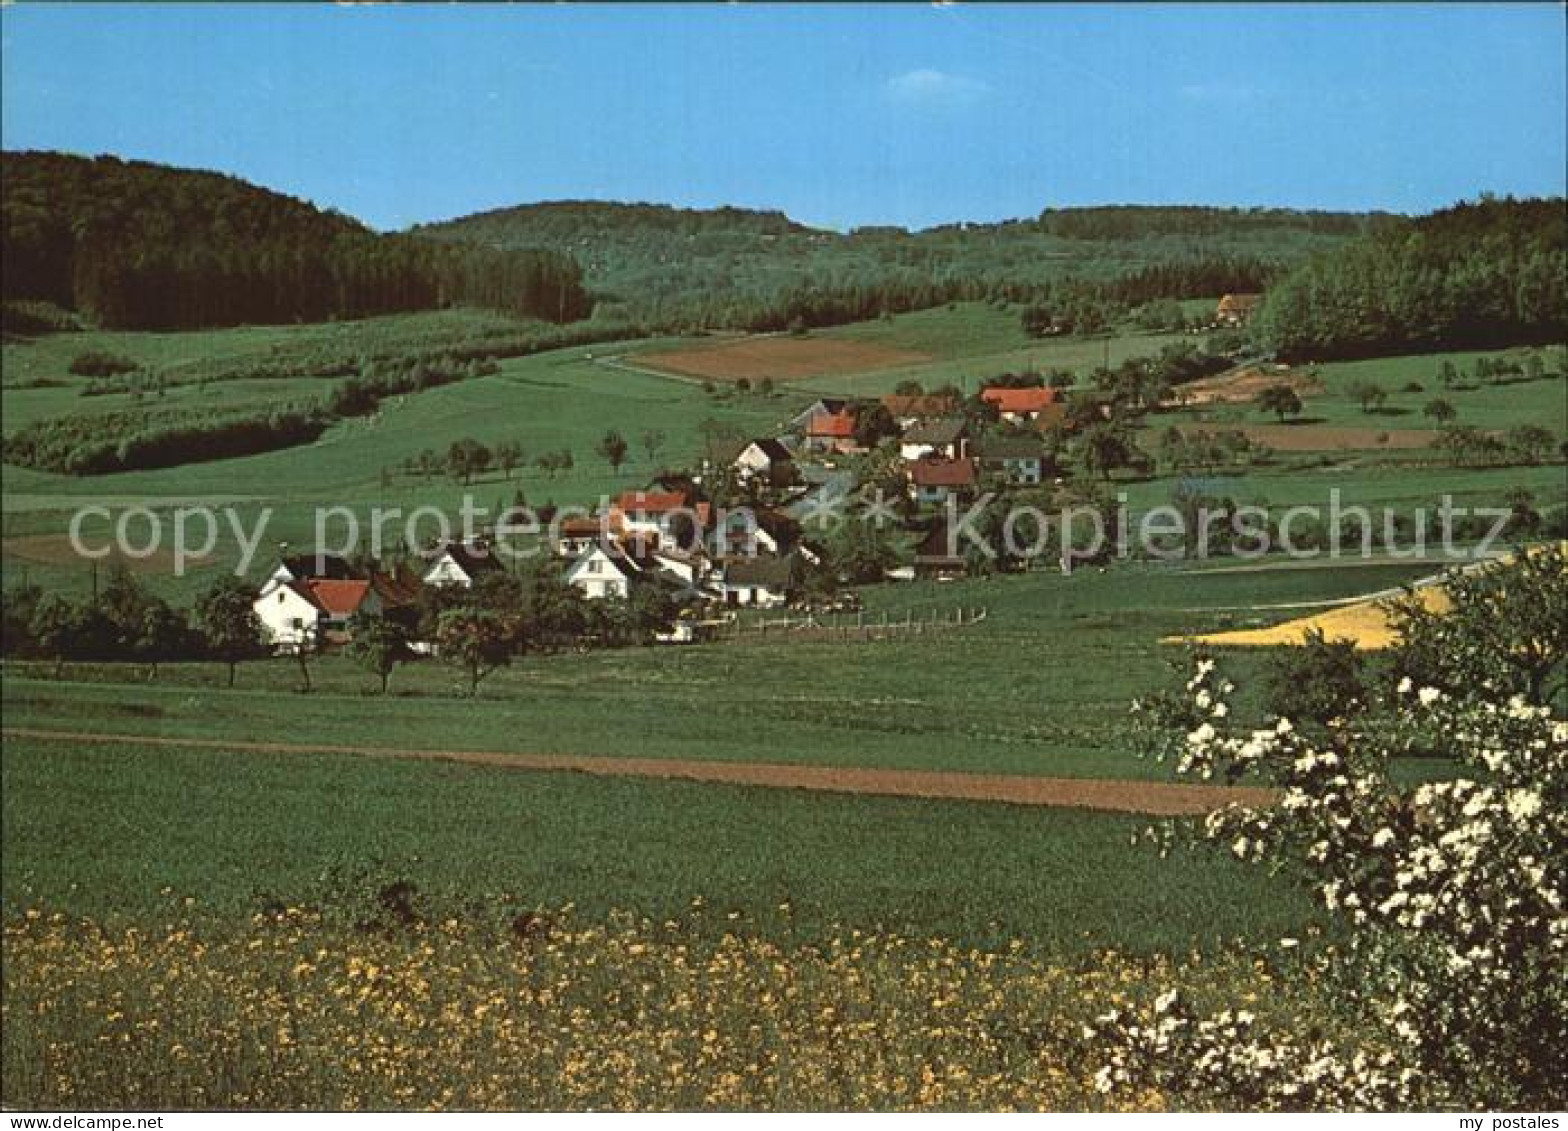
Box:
[1,727,1273,816]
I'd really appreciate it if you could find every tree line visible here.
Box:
[1252,195,1567,359]
[2,152,591,330]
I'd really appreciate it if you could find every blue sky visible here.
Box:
[2,3,1563,232]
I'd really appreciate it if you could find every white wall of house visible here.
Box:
[565,546,633,600]
[254,586,320,649]
[423,555,474,588]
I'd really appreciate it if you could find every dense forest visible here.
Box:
[1,152,591,330]
[1251,196,1568,359]
[417,200,1368,332]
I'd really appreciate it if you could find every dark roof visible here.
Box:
[279,552,358,581]
[748,437,794,462]
[722,551,802,589]
[901,417,969,445]
[976,435,1045,460]
[431,540,504,577]
[882,394,958,419]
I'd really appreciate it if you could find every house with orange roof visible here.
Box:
[980,385,1062,424]
[254,576,384,649]
[801,410,863,455]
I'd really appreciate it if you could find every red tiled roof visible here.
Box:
[807,410,857,438]
[306,579,372,617]
[559,516,604,537]
[981,387,1060,414]
[614,490,690,514]
[909,458,977,488]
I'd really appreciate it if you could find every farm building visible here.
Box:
[980,386,1061,424]
[788,397,854,433]
[881,393,958,428]
[898,417,970,462]
[1215,293,1263,325]
[563,542,692,601]
[976,435,1050,485]
[726,437,796,484]
[714,551,803,608]
[608,489,711,549]
[423,539,506,588]
[254,577,383,648]
[907,457,978,505]
[711,506,800,558]
[801,410,863,455]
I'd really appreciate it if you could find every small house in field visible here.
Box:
[423,539,506,588]
[907,457,978,506]
[714,551,803,608]
[254,577,381,649]
[881,393,958,428]
[1215,293,1262,326]
[980,386,1061,424]
[898,417,970,462]
[802,410,862,455]
[976,434,1049,486]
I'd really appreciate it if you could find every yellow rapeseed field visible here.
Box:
[1,904,1297,1111]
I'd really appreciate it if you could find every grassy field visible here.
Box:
[0,561,1440,781]
[0,731,1315,955]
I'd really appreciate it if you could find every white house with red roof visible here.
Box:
[801,410,862,455]
[980,386,1061,424]
[254,577,384,649]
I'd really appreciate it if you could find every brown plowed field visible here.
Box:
[637,335,930,382]
[3,727,1274,816]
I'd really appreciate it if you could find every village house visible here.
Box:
[801,410,863,455]
[898,417,970,462]
[1215,293,1262,326]
[976,434,1049,486]
[907,457,978,506]
[422,538,506,588]
[714,551,803,608]
[609,488,712,550]
[980,386,1061,424]
[552,514,607,558]
[880,393,958,429]
[727,437,796,485]
[788,397,853,434]
[710,506,800,559]
[562,542,691,601]
[254,576,383,649]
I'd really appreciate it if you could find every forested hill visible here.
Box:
[1253,195,1568,359]
[1,152,591,330]
[418,200,1371,332]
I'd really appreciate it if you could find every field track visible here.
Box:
[1,727,1274,816]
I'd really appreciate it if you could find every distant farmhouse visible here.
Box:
[1215,293,1263,326]
[980,386,1061,425]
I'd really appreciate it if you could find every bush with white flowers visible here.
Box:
[1094,561,1567,1108]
